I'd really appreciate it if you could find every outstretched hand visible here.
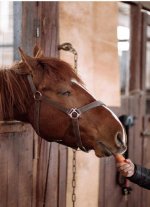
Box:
[116,159,135,177]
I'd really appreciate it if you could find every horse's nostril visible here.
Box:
[115,132,124,147]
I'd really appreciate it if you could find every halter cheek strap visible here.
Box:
[27,74,104,152]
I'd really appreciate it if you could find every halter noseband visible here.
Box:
[27,74,104,152]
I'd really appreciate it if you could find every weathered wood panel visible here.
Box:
[0,2,67,207]
[128,95,143,207]
[22,2,67,207]
[99,97,130,207]
[98,3,148,206]
[38,2,67,207]
[58,145,68,207]
[21,3,39,207]
[21,2,38,54]
[140,11,150,207]
[141,115,150,207]
[0,123,33,207]
[37,2,59,56]
[129,4,142,91]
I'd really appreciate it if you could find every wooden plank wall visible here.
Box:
[142,115,150,207]
[22,2,67,207]
[0,2,67,207]
[140,9,150,207]
[0,123,34,207]
[99,97,130,207]
[99,3,150,207]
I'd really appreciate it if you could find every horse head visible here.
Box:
[13,46,127,157]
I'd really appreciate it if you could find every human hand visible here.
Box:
[116,159,135,177]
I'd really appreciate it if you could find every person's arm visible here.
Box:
[128,164,150,190]
[117,159,150,190]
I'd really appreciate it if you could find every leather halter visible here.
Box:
[27,74,104,152]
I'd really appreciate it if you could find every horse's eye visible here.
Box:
[42,87,49,91]
[59,91,71,96]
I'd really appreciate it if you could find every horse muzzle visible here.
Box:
[99,142,127,157]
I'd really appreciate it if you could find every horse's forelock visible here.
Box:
[36,57,83,85]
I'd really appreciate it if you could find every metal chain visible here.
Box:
[58,42,78,72]
[72,149,77,207]
[58,43,78,207]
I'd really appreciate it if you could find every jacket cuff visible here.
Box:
[128,164,139,181]
[128,164,150,190]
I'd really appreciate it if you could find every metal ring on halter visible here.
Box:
[68,108,81,119]
[33,91,42,101]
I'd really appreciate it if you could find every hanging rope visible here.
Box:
[58,43,78,207]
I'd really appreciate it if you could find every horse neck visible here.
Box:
[0,69,31,121]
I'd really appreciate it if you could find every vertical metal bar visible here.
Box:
[13,2,22,61]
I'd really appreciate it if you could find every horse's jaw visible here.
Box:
[93,140,127,158]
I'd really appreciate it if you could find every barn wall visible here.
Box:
[0,2,68,207]
[59,2,120,107]
[22,2,68,207]
[0,122,34,207]
[59,2,119,207]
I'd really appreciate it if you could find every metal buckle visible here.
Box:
[68,108,81,119]
[34,91,42,101]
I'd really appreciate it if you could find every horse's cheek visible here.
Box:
[39,104,69,138]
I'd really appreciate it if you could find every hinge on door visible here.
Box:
[34,18,40,38]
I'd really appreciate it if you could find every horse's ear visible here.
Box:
[33,45,44,58]
[33,45,40,57]
[18,47,35,72]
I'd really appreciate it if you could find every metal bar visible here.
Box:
[0,120,21,125]
[118,39,129,42]
[0,44,13,48]
[13,1,22,60]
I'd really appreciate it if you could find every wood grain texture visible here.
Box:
[22,2,67,207]
[129,4,142,92]
[0,124,33,207]
[140,11,150,207]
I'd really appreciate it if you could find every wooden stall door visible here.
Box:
[0,2,67,207]
[99,94,143,207]
[99,3,145,207]
[0,123,34,207]
[0,2,35,207]
[140,12,150,207]
[142,115,150,207]
[99,97,129,207]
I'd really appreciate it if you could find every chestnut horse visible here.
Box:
[0,46,127,157]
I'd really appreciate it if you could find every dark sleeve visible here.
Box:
[128,164,150,190]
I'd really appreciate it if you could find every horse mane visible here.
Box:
[0,66,30,120]
[0,57,83,120]
[36,57,83,84]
